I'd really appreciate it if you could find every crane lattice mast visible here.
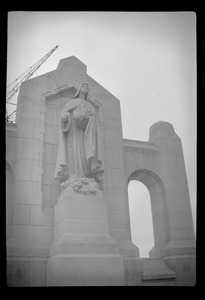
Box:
[6,45,58,123]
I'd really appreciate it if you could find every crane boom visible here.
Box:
[6,45,58,122]
[7,45,58,103]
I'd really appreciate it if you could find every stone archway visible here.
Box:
[128,180,154,257]
[128,169,170,258]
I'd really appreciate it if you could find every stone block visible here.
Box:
[108,209,130,229]
[51,185,61,206]
[45,125,59,144]
[119,241,140,258]
[104,149,120,169]
[50,234,120,257]
[43,163,56,185]
[45,104,53,125]
[150,154,162,176]
[17,118,35,139]
[103,130,111,148]
[109,228,131,243]
[143,153,154,171]
[165,156,180,176]
[175,156,187,176]
[31,160,40,182]
[14,160,33,181]
[123,150,139,177]
[52,106,62,126]
[54,219,108,239]
[117,149,125,172]
[164,255,196,286]
[168,211,194,229]
[13,204,30,225]
[54,190,107,224]
[123,258,142,285]
[111,169,126,189]
[163,175,189,194]
[19,96,40,120]
[6,136,17,164]
[109,131,123,148]
[29,259,47,286]
[95,89,119,108]
[103,168,113,189]
[60,95,73,107]
[21,72,56,97]
[42,184,52,207]
[33,119,43,140]
[23,138,40,160]
[30,205,54,226]
[7,239,49,257]
[46,95,61,107]
[177,176,190,194]
[141,258,176,281]
[134,151,146,169]
[52,144,58,164]
[106,188,129,210]
[57,55,87,72]
[166,192,192,212]
[11,225,53,247]
[14,181,41,204]
[170,228,195,241]
[15,137,24,161]
[103,119,122,133]
[163,240,196,257]
[47,254,124,286]
[103,104,121,122]
[44,143,52,163]
[149,182,165,197]
[150,193,166,215]
[152,212,169,245]
[7,259,29,286]
[140,171,160,188]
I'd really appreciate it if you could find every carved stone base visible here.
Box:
[47,189,125,286]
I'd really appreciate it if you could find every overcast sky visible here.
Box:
[7,11,196,257]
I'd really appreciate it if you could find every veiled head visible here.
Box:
[73,83,89,100]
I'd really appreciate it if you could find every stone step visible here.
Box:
[141,258,176,282]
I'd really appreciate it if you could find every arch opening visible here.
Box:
[128,169,170,258]
[128,180,154,258]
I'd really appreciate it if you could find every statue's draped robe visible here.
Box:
[54,98,104,182]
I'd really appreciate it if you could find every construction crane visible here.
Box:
[6,45,58,123]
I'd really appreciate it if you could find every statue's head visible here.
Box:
[74,82,89,100]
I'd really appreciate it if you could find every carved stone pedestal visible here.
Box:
[47,189,125,286]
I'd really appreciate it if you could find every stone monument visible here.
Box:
[47,82,124,285]
[6,56,196,286]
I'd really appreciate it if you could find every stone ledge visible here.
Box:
[141,258,176,281]
[163,240,196,256]
[123,138,159,152]
[7,246,49,258]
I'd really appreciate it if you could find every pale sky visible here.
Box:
[7,11,196,257]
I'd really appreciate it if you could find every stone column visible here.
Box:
[149,121,196,285]
[47,188,125,286]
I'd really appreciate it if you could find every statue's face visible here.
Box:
[80,84,89,94]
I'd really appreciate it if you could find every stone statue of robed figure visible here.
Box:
[54,83,104,194]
